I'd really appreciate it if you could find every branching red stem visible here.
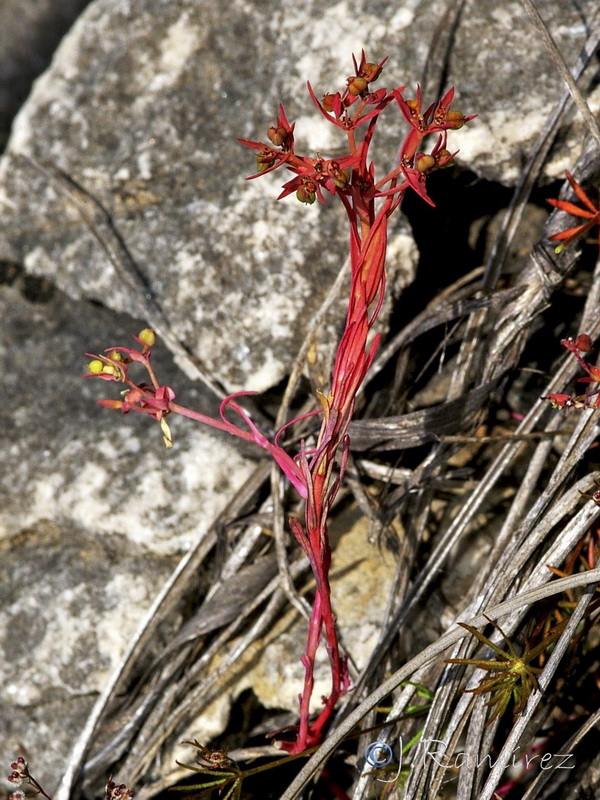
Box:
[85,51,473,753]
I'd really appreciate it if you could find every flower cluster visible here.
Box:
[86,52,473,753]
[6,758,133,800]
[86,328,176,447]
[105,780,134,800]
[7,758,28,788]
[86,330,309,497]
[542,334,600,411]
[6,758,52,800]
[239,51,474,208]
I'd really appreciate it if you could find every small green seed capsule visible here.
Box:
[296,185,316,204]
[446,110,466,129]
[416,154,436,173]
[257,152,276,172]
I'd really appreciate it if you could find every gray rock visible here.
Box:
[0,278,257,791]
[450,0,600,183]
[0,279,256,554]
[0,519,174,796]
[0,0,92,151]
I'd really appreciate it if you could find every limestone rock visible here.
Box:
[0,281,256,554]
[1,520,174,794]
[0,0,91,150]
[0,278,256,791]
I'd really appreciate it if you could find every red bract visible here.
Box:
[277,148,364,204]
[307,80,393,132]
[266,104,295,150]
[87,53,474,755]
[239,104,297,179]
[394,85,475,137]
[542,393,589,410]
[395,83,426,130]
[548,171,600,253]
[237,140,292,180]
[352,50,388,82]
[575,334,593,352]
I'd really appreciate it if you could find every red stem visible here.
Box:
[169,401,258,443]
[90,67,471,756]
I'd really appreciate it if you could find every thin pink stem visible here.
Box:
[169,401,257,443]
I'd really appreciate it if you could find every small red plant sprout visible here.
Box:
[561,335,600,383]
[548,170,600,253]
[88,53,474,754]
[542,334,600,411]
[542,393,588,410]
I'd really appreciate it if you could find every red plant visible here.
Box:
[542,334,600,411]
[86,52,473,753]
[548,170,600,253]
